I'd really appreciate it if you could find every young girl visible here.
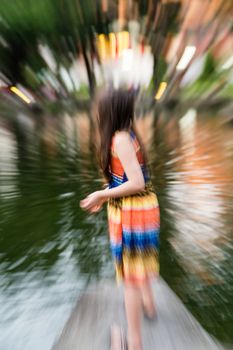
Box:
[80,89,160,350]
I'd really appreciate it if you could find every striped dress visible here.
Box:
[107,129,160,286]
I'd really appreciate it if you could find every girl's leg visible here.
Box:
[140,279,156,318]
[124,283,143,350]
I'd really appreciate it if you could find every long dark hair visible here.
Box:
[96,88,146,182]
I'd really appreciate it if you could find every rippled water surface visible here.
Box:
[0,110,233,349]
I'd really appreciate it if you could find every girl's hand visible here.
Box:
[80,190,105,213]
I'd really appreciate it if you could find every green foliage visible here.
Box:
[23,65,41,89]
[0,0,97,86]
[74,84,90,99]
[156,57,167,84]
[198,53,216,81]
[219,83,233,98]
[181,53,219,100]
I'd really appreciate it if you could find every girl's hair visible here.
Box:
[96,88,147,182]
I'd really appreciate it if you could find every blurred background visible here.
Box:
[0,0,233,349]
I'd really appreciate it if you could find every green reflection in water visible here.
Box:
[0,111,233,349]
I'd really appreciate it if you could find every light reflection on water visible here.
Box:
[156,112,233,344]
[0,110,233,348]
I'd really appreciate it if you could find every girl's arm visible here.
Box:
[80,131,145,211]
[100,131,145,200]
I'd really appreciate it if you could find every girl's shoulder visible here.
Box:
[113,129,131,141]
[110,130,129,157]
[111,129,140,155]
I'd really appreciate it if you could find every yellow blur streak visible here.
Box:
[109,32,116,58]
[97,31,130,60]
[117,31,129,55]
[10,86,31,104]
[98,34,108,60]
[155,82,167,100]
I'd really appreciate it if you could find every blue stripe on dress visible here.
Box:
[110,243,122,261]
[122,230,159,249]
[122,228,160,235]
[109,165,149,188]
[109,175,123,188]
[110,230,159,253]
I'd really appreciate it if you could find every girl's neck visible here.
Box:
[115,126,132,133]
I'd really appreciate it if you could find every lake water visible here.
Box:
[0,108,232,349]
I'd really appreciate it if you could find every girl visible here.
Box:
[80,89,160,350]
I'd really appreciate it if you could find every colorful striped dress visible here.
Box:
[107,129,160,286]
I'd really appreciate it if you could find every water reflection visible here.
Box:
[0,108,233,348]
[0,112,111,349]
[154,110,233,344]
[0,125,18,198]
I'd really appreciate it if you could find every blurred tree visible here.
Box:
[198,53,216,82]
[0,0,99,97]
[142,0,181,93]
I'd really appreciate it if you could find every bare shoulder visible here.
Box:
[114,130,137,160]
[114,130,131,147]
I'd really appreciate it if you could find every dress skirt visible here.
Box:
[107,182,160,286]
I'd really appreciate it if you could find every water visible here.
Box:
[0,109,232,349]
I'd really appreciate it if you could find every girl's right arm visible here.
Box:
[100,131,145,200]
[80,131,145,212]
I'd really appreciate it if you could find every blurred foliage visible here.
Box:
[74,84,90,99]
[181,53,230,101]
[0,0,181,99]
[0,0,97,92]
[199,53,217,82]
